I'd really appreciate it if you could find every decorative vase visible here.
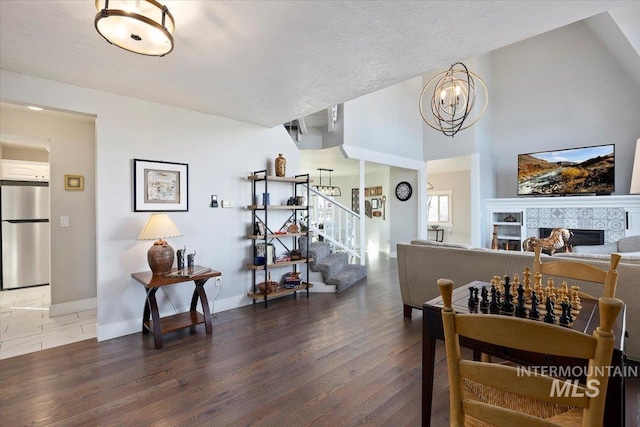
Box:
[275,154,286,177]
[491,225,499,250]
[148,240,175,275]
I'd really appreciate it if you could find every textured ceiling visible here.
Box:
[0,1,626,127]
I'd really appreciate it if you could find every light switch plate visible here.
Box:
[222,201,235,208]
[60,216,69,227]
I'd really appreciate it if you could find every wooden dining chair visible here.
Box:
[533,246,621,299]
[438,278,623,427]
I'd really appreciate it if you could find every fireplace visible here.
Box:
[539,228,605,247]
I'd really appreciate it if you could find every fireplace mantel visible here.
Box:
[486,195,640,209]
[485,195,640,247]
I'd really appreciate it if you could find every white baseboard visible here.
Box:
[209,294,250,313]
[97,320,140,342]
[49,297,97,317]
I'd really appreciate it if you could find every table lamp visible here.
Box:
[138,213,182,275]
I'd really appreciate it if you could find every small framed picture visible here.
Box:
[255,221,266,235]
[351,188,359,213]
[64,175,84,191]
[371,198,379,209]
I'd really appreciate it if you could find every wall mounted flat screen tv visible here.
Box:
[518,144,614,196]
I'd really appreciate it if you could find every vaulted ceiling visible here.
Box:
[0,1,630,128]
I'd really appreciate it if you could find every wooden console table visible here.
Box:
[131,266,221,349]
[422,281,626,427]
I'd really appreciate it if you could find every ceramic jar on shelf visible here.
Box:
[275,154,286,177]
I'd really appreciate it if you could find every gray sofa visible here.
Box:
[559,234,640,258]
[397,240,640,361]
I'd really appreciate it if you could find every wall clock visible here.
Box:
[395,181,412,201]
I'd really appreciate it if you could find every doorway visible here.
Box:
[0,103,97,359]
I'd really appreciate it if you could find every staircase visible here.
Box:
[299,236,367,292]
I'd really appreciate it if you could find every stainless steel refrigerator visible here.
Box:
[1,181,50,290]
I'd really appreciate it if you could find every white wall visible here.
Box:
[1,69,299,341]
[428,170,471,244]
[491,21,640,197]
[344,77,424,160]
[340,75,426,254]
[1,146,49,162]
[389,166,419,256]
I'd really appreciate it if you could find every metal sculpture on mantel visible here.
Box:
[419,62,488,137]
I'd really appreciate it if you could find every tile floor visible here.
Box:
[0,285,96,360]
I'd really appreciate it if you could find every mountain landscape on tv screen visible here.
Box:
[518,148,614,195]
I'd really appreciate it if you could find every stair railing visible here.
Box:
[303,185,363,263]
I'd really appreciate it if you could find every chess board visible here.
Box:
[467,269,582,327]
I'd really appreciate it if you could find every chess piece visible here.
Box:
[559,301,570,326]
[187,251,196,269]
[529,291,540,319]
[561,281,569,299]
[473,287,479,304]
[480,286,489,309]
[523,267,532,298]
[515,283,527,318]
[534,272,542,292]
[502,276,514,313]
[468,286,476,307]
[546,278,555,296]
[489,285,500,313]
[511,274,520,298]
[571,286,582,310]
[544,297,555,324]
[565,297,574,323]
[176,246,186,270]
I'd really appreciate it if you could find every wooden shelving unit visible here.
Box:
[246,258,313,270]
[247,169,311,307]
[489,211,525,251]
[246,283,314,300]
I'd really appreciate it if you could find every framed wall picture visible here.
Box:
[371,198,379,209]
[64,174,84,191]
[351,188,359,213]
[134,159,188,212]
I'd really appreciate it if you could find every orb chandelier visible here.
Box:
[419,62,488,137]
[95,0,175,57]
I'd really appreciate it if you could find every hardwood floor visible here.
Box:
[0,254,637,426]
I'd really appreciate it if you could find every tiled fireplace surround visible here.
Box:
[486,195,640,247]
[526,207,625,244]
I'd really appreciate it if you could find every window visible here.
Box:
[427,190,452,227]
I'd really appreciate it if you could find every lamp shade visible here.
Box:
[631,138,640,194]
[95,0,175,56]
[138,213,182,240]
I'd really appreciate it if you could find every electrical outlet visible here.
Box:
[222,201,235,208]
[215,277,222,287]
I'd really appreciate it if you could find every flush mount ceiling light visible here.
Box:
[95,0,175,57]
[419,62,488,137]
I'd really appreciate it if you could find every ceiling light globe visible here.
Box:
[95,0,174,57]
